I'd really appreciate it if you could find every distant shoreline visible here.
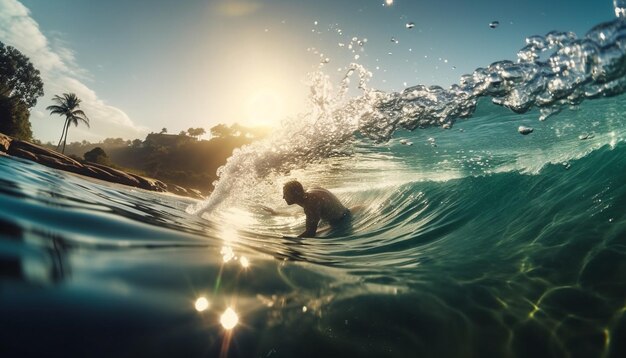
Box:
[0,132,205,200]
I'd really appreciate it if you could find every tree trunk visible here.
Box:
[61,122,71,154]
[56,119,69,151]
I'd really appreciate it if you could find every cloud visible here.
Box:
[215,0,262,17]
[0,0,149,141]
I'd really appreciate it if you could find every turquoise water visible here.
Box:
[2,17,626,358]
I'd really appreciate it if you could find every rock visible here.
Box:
[9,139,82,167]
[0,132,205,200]
[85,162,142,187]
[8,147,38,162]
[0,133,12,152]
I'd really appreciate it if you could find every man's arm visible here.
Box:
[299,207,321,237]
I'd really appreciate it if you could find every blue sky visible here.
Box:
[0,0,615,142]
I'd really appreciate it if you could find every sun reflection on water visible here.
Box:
[220,307,239,330]
[221,246,235,263]
[194,297,210,312]
[240,256,250,268]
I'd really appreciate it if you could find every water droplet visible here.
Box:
[406,22,415,29]
[385,0,394,5]
[518,126,534,135]
[314,20,318,25]
[615,0,626,18]
[354,54,360,60]
[391,37,399,43]
[489,21,500,29]
[321,57,330,64]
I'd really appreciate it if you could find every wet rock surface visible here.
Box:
[0,132,204,199]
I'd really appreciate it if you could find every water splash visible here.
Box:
[188,64,374,215]
[359,19,626,141]
[615,0,626,19]
[192,17,626,215]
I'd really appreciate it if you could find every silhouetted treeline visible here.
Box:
[43,124,269,194]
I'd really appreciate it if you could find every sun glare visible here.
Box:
[245,89,285,127]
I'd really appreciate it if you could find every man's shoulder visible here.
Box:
[307,187,331,196]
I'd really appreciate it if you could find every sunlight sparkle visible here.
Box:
[195,297,210,312]
[240,256,250,268]
[220,307,239,329]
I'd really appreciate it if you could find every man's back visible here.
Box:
[281,180,351,237]
[305,188,349,223]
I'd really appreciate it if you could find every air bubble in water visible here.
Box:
[489,21,499,29]
[354,55,360,60]
[385,0,394,5]
[391,37,399,44]
[406,22,415,29]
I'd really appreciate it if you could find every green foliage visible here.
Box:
[84,147,110,165]
[0,95,32,140]
[187,127,206,139]
[0,41,44,108]
[46,93,90,154]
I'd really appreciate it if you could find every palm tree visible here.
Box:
[46,93,90,154]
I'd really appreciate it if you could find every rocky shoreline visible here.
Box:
[0,133,205,200]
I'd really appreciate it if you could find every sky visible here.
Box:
[0,0,615,143]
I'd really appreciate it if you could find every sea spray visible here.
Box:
[191,16,626,215]
[359,19,626,140]
[187,64,376,215]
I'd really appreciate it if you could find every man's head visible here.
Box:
[283,180,305,205]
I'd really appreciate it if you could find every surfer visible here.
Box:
[270,180,352,237]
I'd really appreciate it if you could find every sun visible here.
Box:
[244,88,285,127]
